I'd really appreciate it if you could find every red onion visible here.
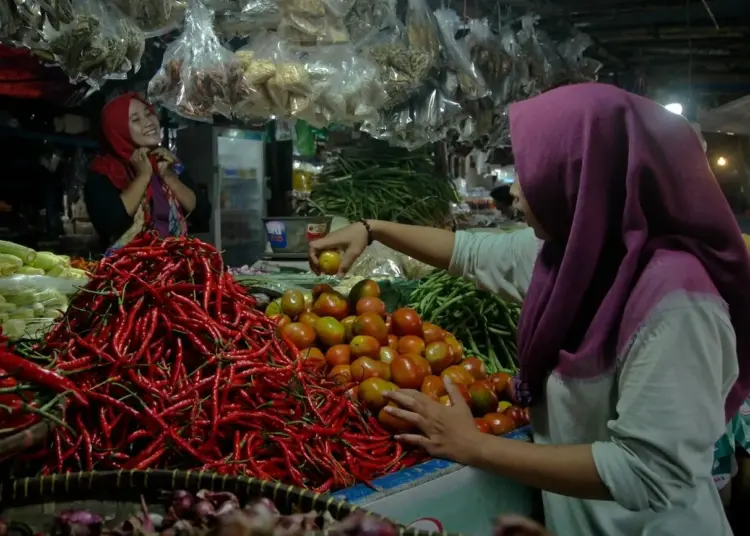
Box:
[163,490,195,519]
[53,510,104,536]
[193,500,216,520]
[196,491,239,509]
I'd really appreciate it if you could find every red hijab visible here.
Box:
[90,92,159,189]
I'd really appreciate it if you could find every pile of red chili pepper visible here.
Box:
[18,233,417,492]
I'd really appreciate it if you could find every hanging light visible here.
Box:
[665,103,683,115]
[716,156,728,167]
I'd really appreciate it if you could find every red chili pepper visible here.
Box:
[0,350,87,406]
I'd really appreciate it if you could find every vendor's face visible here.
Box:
[129,99,161,148]
[511,180,549,241]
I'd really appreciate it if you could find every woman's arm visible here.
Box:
[386,295,735,509]
[119,172,151,216]
[161,169,197,212]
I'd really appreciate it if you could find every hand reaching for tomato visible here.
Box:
[383,377,484,465]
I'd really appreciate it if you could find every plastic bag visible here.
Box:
[299,45,386,127]
[345,0,396,46]
[0,0,19,39]
[348,242,405,279]
[278,0,350,46]
[42,0,75,29]
[405,0,440,68]
[148,0,239,122]
[434,8,487,101]
[517,15,567,94]
[558,32,602,82]
[42,0,145,87]
[233,33,312,120]
[111,0,186,37]
[212,0,280,38]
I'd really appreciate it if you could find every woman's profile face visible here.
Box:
[511,180,549,240]
[128,99,161,148]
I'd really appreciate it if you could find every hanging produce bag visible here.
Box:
[233,33,312,120]
[405,0,440,70]
[277,0,350,46]
[345,0,396,47]
[112,0,187,37]
[148,0,240,122]
[434,8,487,101]
[212,0,281,38]
[41,0,145,87]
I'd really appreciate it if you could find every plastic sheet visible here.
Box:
[42,0,145,88]
[558,32,602,81]
[111,0,186,37]
[277,0,350,46]
[435,8,487,101]
[345,0,396,46]
[348,242,433,280]
[233,33,312,120]
[212,0,280,38]
[148,0,239,122]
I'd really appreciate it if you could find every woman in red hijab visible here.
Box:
[85,92,210,249]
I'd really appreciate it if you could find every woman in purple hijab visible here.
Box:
[309,83,750,535]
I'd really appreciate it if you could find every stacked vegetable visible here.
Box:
[0,240,88,341]
[19,233,411,492]
[410,271,521,374]
[267,279,529,437]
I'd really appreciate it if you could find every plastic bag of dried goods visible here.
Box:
[112,0,186,37]
[148,0,239,122]
[434,8,487,101]
[277,0,350,46]
[212,0,280,38]
[345,0,396,47]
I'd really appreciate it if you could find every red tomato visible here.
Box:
[391,308,423,337]
[461,357,487,380]
[468,381,499,416]
[420,375,447,400]
[350,357,385,382]
[474,418,491,434]
[378,403,414,433]
[398,335,426,356]
[325,344,351,366]
[488,372,512,398]
[441,365,474,386]
[391,355,428,389]
[422,322,445,344]
[281,322,315,349]
[356,297,387,317]
[328,365,352,385]
[358,377,398,412]
[484,412,516,436]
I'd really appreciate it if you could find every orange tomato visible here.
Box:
[341,316,357,341]
[358,377,398,412]
[422,322,445,344]
[313,316,346,347]
[461,357,488,380]
[312,293,349,320]
[318,250,342,275]
[444,335,464,362]
[468,381,499,416]
[270,314,292,337]
[282,322,316,349]
[312,283,335,300]
[488,372,512,398]
[325,344,351,367]
[298,311,320,328]
[484,412,516,436]
[474,418,491,434]
[424,341,452,374]
[391,308,423,337]
[350,335,381,359]
[300,348,326,370]
[378,403,414,433]
[441,365,474,386]
[391,355,428,389]
[355,297,387,317]
[328,364,352,385]
[506,406,529,427]
[350,357,385,382]
[377,361,392,381]
[398,335,426,356]
[420,375,447,400]
[387,335,399,351]
[280,290,306,318]
[378,346,398,365]
[439,395,452,407]
[353,312,388,344]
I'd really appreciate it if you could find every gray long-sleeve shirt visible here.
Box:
[449,227,735,536]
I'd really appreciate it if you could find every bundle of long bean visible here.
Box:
[18,233,415,491]
[409,271,520,374]
[305,142,459,228]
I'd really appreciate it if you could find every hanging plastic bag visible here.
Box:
[434,8,487,101]
[278,0,350,46]
[517,15,567,94]
[558,32,602,82]
[345,0,396,46]
[233,33,312,121]
[405,0,440,69]
[39,0,74,31]
[111,0,186,37]
[42,0,145,88]
[212,0,280,38]
[148,0,239,122]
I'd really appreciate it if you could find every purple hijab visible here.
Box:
[511,83,750,419]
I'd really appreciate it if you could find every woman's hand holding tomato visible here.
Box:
[383,377,483,465]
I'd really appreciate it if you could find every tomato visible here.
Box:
[350,357,385,382]
[346,385,359,402]
[298,311,320,328]
[325,344,352,366]
[328,364,352,385]
[461,357,488,380]
[444,335,464,362]
[468,381,499,416]
[409,354,431,377]
[378,403,414,433]
[391,355,428,389]
[474,418,491,434]
[422,322,445,344]
[440,365,474,386]
[358,377,398,412]
[282,322,316,349]
[391,308,423,337]
[348,279,381,309]
[313,293,349,320]
[280,289,306,318]
[385,314,392,334]
[312,283,335,300]
[269,314,292,337]
[506,406,528,427]
[341,316,357,341]
[377,361,392,381]
[488,372,512,398]
[420,375,447,400]
[497,401,512,413]
[356,297,387,317]
[319,250,342,275]
[484,412,516,436]
[265,299,282,317]
[302,291,314,311]
[378,346,398,365]
[398,335,426,356]
[349,335,380,358]
[313,316,346,347]
[387,334,399,351]
[353,312,388,344]
[439,395,452,407]
[424,341,452,374]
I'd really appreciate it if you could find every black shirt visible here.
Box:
[84,170,211,249]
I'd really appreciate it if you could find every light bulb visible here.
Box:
[717,156,727,167]
[665,103,683,115]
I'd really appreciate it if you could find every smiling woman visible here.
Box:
[84,93,211,250]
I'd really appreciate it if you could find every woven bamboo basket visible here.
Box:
[0,471,446,536]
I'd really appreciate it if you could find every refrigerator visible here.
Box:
[176,125,268,268]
